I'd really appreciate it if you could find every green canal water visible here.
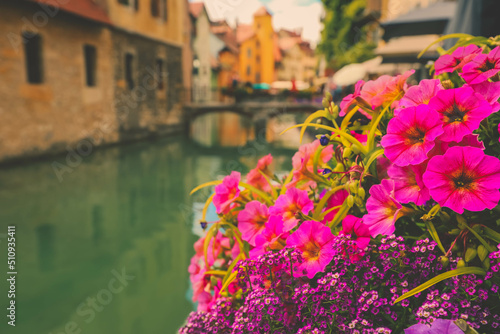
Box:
[0,136,294,334]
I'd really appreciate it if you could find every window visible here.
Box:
[125,53,135,90]
[162,0,168,21]
[156,59,164,90]
[151,0,160,17]
[256,55,260,64]
[83,45,97,87]
[23,32,43,84]
[256,72,261,83]
[247,48,251,58]
[118,0,138,11]
[246,65,251,76]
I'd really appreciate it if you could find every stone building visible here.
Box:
[237,7,278,85]
[276,29,316,83]
[0,0,189,163]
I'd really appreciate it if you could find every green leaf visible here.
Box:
[203,223,219,267]
[464,225,496,253]
[240,182,273,205]
[190,180,222,195]
[280,123,367,154]
[417,33,474,58]
[204,270,227,276]
[299,109,329,143]
[258,170,278,200]
[280,171,294,195]
[312,185,345,220]
[393,267,486,304]
[220,271,238,293]
[366,92,402,151]
[424,220,446,255]
[202,193,215,222]
[363,149,385,172]
[483,226,500,243]
[341,105,360,130]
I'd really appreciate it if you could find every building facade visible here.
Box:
[237,7,277,85]
[0,0,189,163]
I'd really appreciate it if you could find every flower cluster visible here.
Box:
[180,36,500,333]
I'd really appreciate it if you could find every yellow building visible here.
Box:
[237,7,277,84]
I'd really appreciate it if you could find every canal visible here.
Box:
[0,133,300,333]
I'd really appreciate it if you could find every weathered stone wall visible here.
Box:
[111,29,184,142]
[0,2,117,162]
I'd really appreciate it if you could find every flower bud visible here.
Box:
[343,147,353,159]
[354,196,363,207]
[477,245,489,262]
[334,164,344,172]
[331,107,339,119]
[325,92,332,102]
[441,79,454,89]
[357,187,366,199]
[348,181,359,194]
[346,195,354,208]
[464,247,477,262]
[456,259,466,268]
[351,145,361,155]
[322,98,330,109]
[439,256,450,268]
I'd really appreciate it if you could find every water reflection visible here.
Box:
[0,136,293,334]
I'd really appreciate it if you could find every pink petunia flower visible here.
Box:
[250,215,289,257]
[340,215,371,261]
[360,75,393,109]
[289,140,333,189]
[340,79,365,116]
[396,79,442,114]
[423,146,500,214]
[370,70,415,109]
[269,187,314,231]
[381,104,444,166]
[434,45,482,75]
[238,200,269,247]
[470,81,500,113]
[213,171,241,214]
[376,155,392,180]
[321,189,349,224]
[363,179,407,237]
[461,46,500,84]
[286,220,335,279]
[246,154,274,192]
[388,163,430,206]
[445,133,485,150]
[428,86,493,143]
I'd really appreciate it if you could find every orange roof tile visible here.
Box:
[28,0,111,24]
[236,24,255,44]
[254,6,272,17]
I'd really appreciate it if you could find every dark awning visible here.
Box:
[381,1,457,41]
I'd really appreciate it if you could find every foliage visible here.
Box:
[318,0,376,70]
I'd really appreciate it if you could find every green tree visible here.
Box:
[319,0,376,70]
